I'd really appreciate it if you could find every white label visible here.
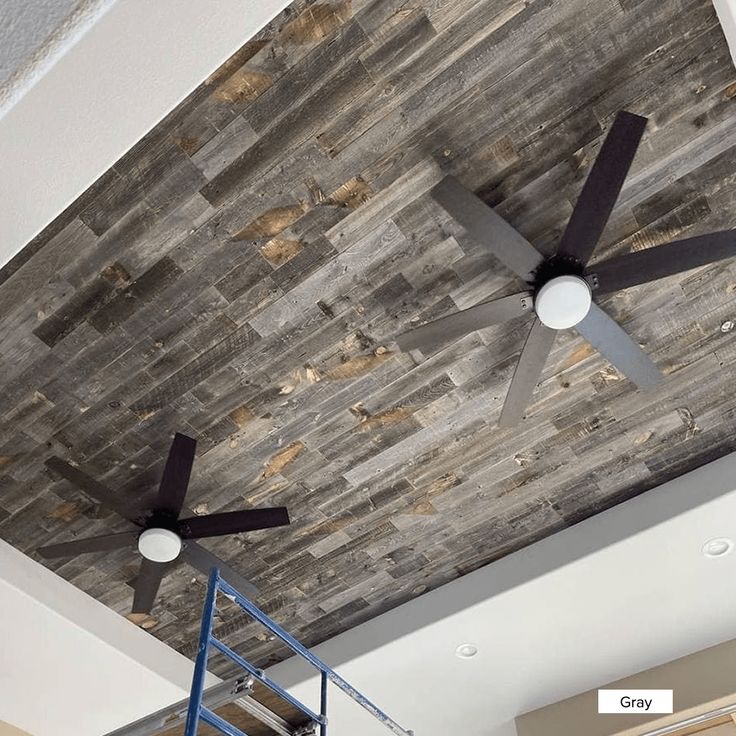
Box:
[598,689,673,714]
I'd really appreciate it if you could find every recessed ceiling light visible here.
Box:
[455,643,478,659]
[702,537,734,558]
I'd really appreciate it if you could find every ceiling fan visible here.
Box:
[38,433,290,615]
[396,111,736,426]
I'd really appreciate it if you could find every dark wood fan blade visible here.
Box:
[498,318,556,427]
[396,292,533,352]
[45,457,144,524]
[37,530,139,558]
[178,508,290,539]
[181,541,258,599]
[575,303,662,388]
[588,231,736,294]
[431,176,544,283]
[557,111,647,265]
[155,433,197,518]
[131,558,173,614]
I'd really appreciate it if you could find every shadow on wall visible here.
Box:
[0,722,33,736]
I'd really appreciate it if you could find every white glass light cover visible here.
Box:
[137,528,182,562]
[535,275,592,329]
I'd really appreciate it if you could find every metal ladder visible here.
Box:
[108,567,414,736]
[184,568,414,736]
[105,673,291,736]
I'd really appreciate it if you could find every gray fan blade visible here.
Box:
[182,541,259,599]
[37,530,139,559]
[131,558,172,614]
[45,457,146,525]
[396,292,532,352]
[588,230,736,294]
[498,318,557,427]
[575,302,662,388]
[431,176,544,282]
[557,111,647,265]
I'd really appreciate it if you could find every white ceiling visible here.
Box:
[266,452,736,736]
[0,0,292,271]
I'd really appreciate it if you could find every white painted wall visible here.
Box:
[0,0,292,271]
[0,0,81,89]
[266,453,736,736]
[0,0,117,114]
[0,540,204,736]
[713,0,736,66]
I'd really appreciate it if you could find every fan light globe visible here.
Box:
[138,528,182,562]
[535,275,592,329]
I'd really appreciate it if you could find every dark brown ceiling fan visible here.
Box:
[38,433,290,615]
[396,111,736,426]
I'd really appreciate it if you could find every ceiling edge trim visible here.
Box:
[0,0,292,273]
[713,0,736,66]
[0,0,118,120]
[0,538,200,693]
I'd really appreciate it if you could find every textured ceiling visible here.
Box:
[1,0,736,677]
[0,0,115,113]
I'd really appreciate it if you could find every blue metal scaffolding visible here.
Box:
[184,568,414,736]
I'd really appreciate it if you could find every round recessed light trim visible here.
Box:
[702,537,734,558]
[138,528,182,563]
[455,643,479,659]
[535,275,592,329]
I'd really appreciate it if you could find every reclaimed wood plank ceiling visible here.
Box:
[1,0,736,671]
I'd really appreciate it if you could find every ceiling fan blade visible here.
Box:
[45,457,144,524]
[431,176,544,283]
[181,541,259,599]
[396,291,533,352]
[37,530,139,559]
[131,558,172,614]
[155,433,197,518]
[575,302,662,389]
[588,230,736,294]
[498,318,557,427]
[178,508,290,539]
[557,111,647,265]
